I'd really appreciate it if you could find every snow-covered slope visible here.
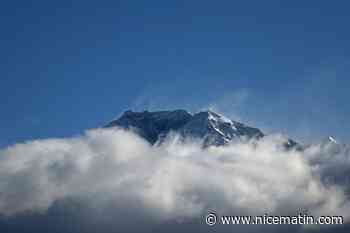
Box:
[105,109,279,147]
[179,111,264,146]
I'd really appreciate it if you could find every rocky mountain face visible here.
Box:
[104,109,293,147]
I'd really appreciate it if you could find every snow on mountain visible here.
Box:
[315,136,343,155]
[105,109,289,147]
[327,136,338,144]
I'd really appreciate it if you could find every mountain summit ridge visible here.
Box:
[105,109,297,148]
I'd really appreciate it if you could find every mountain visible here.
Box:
[105,109,298,148]
[105,110,193,144]
[177,111,264,146]
[318,136,346,154]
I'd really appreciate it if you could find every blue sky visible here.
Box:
[1,0,350,146]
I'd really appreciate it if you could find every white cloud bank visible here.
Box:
[0,128,349,229]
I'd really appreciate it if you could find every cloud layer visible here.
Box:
[0,128,349,232]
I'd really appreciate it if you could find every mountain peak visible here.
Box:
[105,109,192,144]
[320,136,339,146]
[118,109,191,120]
[194,110,233,125]
[328,136,338,144]
[105,109,301,148]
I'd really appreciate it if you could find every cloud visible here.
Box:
[0,128,349,232]
[206,89,250,122]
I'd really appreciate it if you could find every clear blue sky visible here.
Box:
[1,0,350,146]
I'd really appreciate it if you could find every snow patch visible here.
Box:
[328,136,338,144]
